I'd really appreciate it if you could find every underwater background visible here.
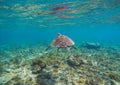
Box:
[0,0,120,85]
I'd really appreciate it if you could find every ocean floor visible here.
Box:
[0,42,120,85]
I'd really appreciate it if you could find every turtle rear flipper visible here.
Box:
[45,45,51,51]
[72,45,78,50]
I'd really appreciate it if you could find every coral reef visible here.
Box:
[0,43,120,85]
[31,58,46,74]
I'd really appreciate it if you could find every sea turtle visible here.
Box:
[46,33,77,51]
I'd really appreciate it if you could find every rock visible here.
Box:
[67,54,87,68]
[36,72,55,85]
[31,59,46,74]
[81,42,101,50]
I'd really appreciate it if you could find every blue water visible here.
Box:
[0,0,120,48]
[0,24,120,46]
[0,0,120,58]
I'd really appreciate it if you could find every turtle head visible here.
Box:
[57,33,62,36]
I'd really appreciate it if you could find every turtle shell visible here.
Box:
[51,34,74,48]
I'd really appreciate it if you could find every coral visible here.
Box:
[4,76,22,85]
[31,58,46,74]
[85,78,99,85]
[53,60,62,68]
[36,72,56,85]
[108,71,120,82]
[67,54,87,68]
[0,72,17,84]
[0,43,120,85]
[10,56,22,64]
[76,77,86,84]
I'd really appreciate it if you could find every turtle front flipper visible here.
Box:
[45,45,51,51]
